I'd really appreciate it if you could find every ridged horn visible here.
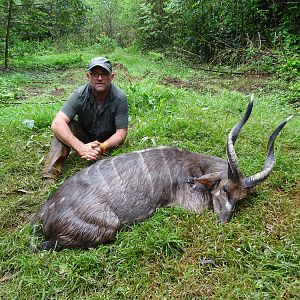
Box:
[242,116,292,188]
[227,95,254,182]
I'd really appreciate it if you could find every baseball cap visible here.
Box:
[88,57,112,73]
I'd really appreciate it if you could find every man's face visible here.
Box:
[87,66,114,94]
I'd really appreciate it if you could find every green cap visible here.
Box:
[88,57,112,73]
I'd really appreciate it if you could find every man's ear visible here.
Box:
[109,72,115,80]
[194,172,223,188]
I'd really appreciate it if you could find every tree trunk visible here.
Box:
[4,0,13,70]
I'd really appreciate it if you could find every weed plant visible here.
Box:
[0,48,299,299]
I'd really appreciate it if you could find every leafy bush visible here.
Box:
[126,80,179,116]
[94,34,118,53]
[14,53,84,70]
[276,80,300,106]
[9,39,57,58]
[277,54,300,80]
[0,79,17,102]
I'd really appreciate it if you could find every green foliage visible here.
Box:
[137,0,300,65]
[9,39,55,57]
[83,0,140,47]
[126,80,179,115]
[2,0,299,72]
[0,78,17,102]
[273,80,300,107]
[9,0,87,41]
[138,0,172,50]
[93,33,118,53]
[13,53,84,70]
[277,54,300,80]
[1,0,141,68]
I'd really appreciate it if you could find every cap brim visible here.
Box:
[88,63,112,73]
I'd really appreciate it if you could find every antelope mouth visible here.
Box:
[218,210,234,224]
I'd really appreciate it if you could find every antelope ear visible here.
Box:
[194,172,223,188]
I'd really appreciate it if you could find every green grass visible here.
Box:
[0,48,299,299]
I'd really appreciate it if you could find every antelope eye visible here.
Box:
[222,186,228,193]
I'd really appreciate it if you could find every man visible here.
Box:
[41,57,128,186]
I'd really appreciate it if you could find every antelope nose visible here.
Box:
[218,211,234,224]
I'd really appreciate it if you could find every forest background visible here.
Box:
[0,0,300,299]
[1,0,300,74]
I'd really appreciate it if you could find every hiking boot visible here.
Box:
[42,176,56,190]
[41,121,87,181]
[41,136,70,181]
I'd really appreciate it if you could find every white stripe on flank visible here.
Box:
[160,149,174,200]
[96,162,111,190]
[109,156,124,189]
[133,146,168,155]
[138,152,154,196]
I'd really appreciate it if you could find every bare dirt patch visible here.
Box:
[50,87,66,96]
[22,86,66,99]
[161,73,272,94]
[113,63,128,72]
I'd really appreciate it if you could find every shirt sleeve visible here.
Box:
[60,91,82,120]
[115,95,128,129]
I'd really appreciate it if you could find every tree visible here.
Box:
[4,0,13,69]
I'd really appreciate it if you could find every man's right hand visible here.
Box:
[78,141,101,161]
[51,112,102,161]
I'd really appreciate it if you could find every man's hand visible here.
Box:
[78,141,101,161]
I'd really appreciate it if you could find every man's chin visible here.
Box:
[94,86,107,93]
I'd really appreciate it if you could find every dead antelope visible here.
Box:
[32,97,290,250]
